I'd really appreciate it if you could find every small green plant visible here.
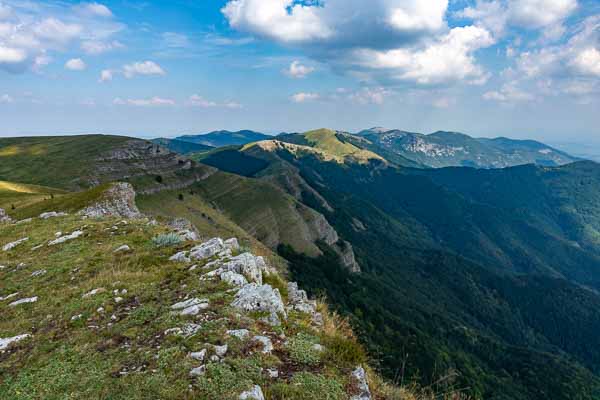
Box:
[322,335,367,369]
[287,333,322,366]
[152,233,183,247]
[178,193,184,201]
[269,372,345,400]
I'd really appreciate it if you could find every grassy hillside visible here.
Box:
[0,135,131,189]
[0,187,425,400]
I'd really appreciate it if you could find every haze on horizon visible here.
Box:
[0,0,599,148]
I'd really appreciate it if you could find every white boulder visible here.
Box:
[190,238,225,260]
[48,231,83,246]
[231,284,286,326]
[0,334,31,350]
[3,237,29,252]
[239,385,265,400]
[9,296,38,307]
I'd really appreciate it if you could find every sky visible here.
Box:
[0,0,599,146]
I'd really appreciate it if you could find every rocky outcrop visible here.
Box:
[239,385,265,400]
[0,208,13,224]
[350,367,371,400]
[39,212,68,219]
[231,284,286,326]
[79,183,141,219]
[0,334,31,351]
[48,231,84,246]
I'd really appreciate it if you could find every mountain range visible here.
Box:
[1,130,599,399]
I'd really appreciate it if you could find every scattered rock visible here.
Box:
[239,385,265,400]
[312,343,325,352]
[227,329,250,340]
[224,238,240,251]
[114,297,124,303]
[114,245,131,253]
[3,237,29,252]
[16,218,32,225]
[267,369,279,379]
[0,334,31,350]
[39,211,68,219]
[189,365,206,377]
[220,271,248,287]
[31,270,47,277]
[287,282,318,314]
[48,231,83,246]
[31,244,43,251]
[71,314,83,321]
[214,344,228,357]
[222,253,265,285]
[189,348,207,361]
[190,238,225,260]
[178,229,199,241]
[78,183,142,219]
[231,284,286,326]
[181,323,202,338]
[252,336,273,354]
[350,366,371,400]
[171,298,209,316]
[0,208,12,224]
[83,288,106,298]
[169,251,191,263]
[9,296,38,307]
[0,292,19,301]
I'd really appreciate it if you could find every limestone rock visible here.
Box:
[190,348,207,361]
[190,238,225,260]
[224,238,240,251]
[83,288,106,298]
[114,245,131,253]
[0,334,31,350]
[48,231,83,246]
[239,385,265,400]
[222,253,266,285]
[171,298,209,316]
[287,282,317,315]
[39,211,68,219]
[227,329,250,340]
[214,344,228,357]
[169,251,191,263]
[220,271,248,287]
[252,336,273,354]
[231,284,286,326]
[350,366,371,400]
[0,208,13,224]
[79,183,142,219]
[3,237,29,252]
[9,296,38,307]
[190,365,206,377]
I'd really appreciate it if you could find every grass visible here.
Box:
[0,135,132,190]
[302,129,383,164]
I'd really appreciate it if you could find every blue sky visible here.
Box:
[0,0,599,146]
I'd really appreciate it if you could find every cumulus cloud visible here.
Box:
[571,48,600,77]
[457,0,577,38]
[222,0,498,87]
[99,69,113,82]
[0,1,123,73]
[123,61,165,78]
[113,96,175,107]
[65,58,86,71]
[284,60,315,78]
[351,26,494,85]
[76,2,113,18]
[290,92,320,103]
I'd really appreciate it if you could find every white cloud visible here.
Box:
[188,94,243,109]
[99,69,113,82]
[123,61,165,78]
[284,60,315,79]
[77,3,113,18]
[222,0,498,87]
[352,26,494,85]
[162,32,191,48]
[571,48,600,77]
[348,87,390,105]
[290,92,320,103]
[508,0,577,29]
[188,94,217,107]
[65,58,86,71]
[457,0,577,39]
[0,94,13,103]
[113,97,175,107]
[0,2,123,73]
[483,82,535,102]
[432,97,455,108]
[81,40,124,55]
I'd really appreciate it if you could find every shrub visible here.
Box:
[269,372,345,400]
[194,362,253,400]
[152,233,182,248]
[322,335,367,369]
[287,333,322,366]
